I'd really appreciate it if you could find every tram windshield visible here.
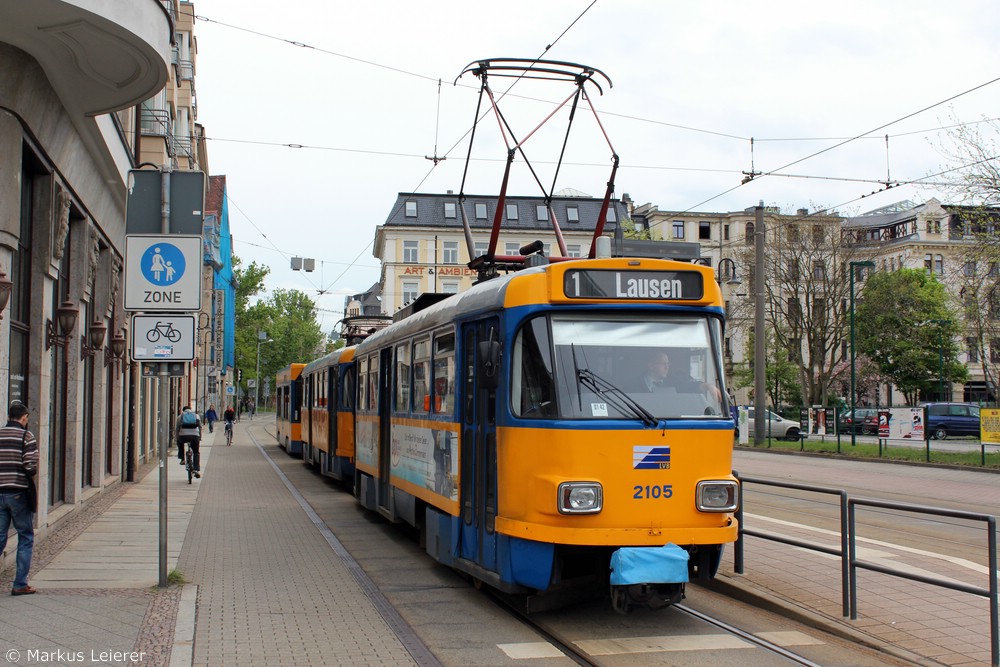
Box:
[511,314,728,421]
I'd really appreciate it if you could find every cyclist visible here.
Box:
[222,404,236,445]
[175,406,202,478]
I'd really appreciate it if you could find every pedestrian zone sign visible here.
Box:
[124,235,202,311]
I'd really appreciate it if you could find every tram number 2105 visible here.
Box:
[633,484,674,500]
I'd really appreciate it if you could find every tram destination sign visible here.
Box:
[124,235,202,311]
[563,269,704,300]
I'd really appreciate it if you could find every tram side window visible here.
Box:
[512,317,556,418]
[395,343,411,413]
[341,367,355,410]
[413,338,431,414]
[433,330,456,414]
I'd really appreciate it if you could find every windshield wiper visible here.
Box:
[577,368,658,428]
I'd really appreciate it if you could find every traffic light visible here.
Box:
[237,369,243,382]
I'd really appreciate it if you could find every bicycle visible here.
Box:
[224,420,233,446]
[185,447,195,484]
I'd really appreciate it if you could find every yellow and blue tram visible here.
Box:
[300,346,357,481]
[350,255,739,611]
[275,363,305,455]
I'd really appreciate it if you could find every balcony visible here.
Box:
[0,0,171,116]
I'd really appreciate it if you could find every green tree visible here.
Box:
[855,268,967,405]
[618,218,652,240]
[732,328,802,408]
[232,258,271,399]
[260,289,326,388]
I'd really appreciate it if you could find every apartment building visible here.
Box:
[0,1,233,549]
[374,191,628,315]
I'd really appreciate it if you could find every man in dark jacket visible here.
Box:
[0,401,39,595]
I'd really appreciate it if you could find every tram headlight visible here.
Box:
[557,482,603,514]
[696,480,739,512]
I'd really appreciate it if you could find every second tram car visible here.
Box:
[275,363,305,455]
[352,255,739,612]
[300,346,358,481]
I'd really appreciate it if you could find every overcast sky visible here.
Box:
[189,0,1000,329]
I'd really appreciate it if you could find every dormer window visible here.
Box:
[405,201,417,217]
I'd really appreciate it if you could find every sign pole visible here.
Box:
[158,364,169,587]
[158,168,170,588]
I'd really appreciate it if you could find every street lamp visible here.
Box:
[255,336,273,414]
[849,260,875,447]
[693,257,742,286]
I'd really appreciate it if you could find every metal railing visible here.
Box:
[848,497,998,665]
[734,474,850,617]
[735,474,999,665]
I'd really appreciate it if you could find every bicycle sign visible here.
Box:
[146,321,183,343]
[130,314,195,361]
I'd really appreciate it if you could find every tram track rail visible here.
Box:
[485,587,828,666]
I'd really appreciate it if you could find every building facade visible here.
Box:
[0,1,232,564]
[374,191,628,315]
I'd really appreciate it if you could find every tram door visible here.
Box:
[377,347,393,513]
[459,318,499,572]
[325,367,338,476]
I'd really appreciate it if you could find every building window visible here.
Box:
[441,282,459,294]
[506,204,518,220]
[474,241,488,257]
[812,261,825,281]
[990,262,999,278]
[789,259,800,281]
[992,339,1000,364]
[723,224,730,241]
[566,206,579,222]
[935,254,944,275]
[402,281,418,305]
[672,220,684,239]
[567,244,581,258]
[968,337,979,363]
[405,201,417,217]
[475,203,488,219]
[788,297,801,321]
[788,226,800,243]
[403,240,419,263]
[812,225,824,246]
[444,202,456,218]
[699,222,711,240]
[963,260,976,277]
[505,242,519,256]
[442,241,458,264]
[927,219,941,233]
[536,205,548,221]
[924,254,933,274]
[745,222,754,245]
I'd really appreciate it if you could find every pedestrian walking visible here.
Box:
[0,401,39,596]
[204,404,218,433]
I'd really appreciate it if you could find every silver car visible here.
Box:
[739,409,802,441]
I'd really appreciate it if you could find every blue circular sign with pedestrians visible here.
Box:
[140,243,186,286]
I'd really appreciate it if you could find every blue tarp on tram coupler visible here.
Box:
[610,543,689,585]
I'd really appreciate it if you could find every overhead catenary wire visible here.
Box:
[180,5,1000,294]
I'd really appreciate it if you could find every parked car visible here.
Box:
[921,402,981,440]
[838,408,878,435]
[736,408,801,441]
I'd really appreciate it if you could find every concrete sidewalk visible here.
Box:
[1,424,996,666]
[0,422,420,667]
